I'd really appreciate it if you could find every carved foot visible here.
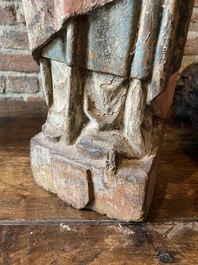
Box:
[42,110,65,138]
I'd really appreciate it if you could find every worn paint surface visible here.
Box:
[41,1,141,76]
[84,0,141,76]
[131,0,161,79]
[36,0,194,98]
[149,0,195,100]
[42,37,65,63]
[22,0,116,51]
[31,133,56,194]
[52,155,90,209]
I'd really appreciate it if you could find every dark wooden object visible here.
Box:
[0,101,197,264]
[174,63,198,129]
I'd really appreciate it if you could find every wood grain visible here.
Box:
[148,118,198,221]
[0,222,197,265]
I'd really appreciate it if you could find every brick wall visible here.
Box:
[180,0,198,72]
[0,0,197,101]
[0,0,42,101]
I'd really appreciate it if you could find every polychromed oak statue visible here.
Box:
[22,0,194,221]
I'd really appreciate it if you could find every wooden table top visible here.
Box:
[0,101,197,265]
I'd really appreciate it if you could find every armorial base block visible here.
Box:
[31,133,162,222]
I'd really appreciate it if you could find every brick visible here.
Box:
[189,7,198,32]
[0,76,6,93]
[0,54,40,72]
[0,5,16,25]
[7,75,39,93]
[26,96,45,102]
[0,28,29,50]
[184,33,198,56]
[15,2,26,24]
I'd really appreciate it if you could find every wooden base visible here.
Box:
[31,133,161,222]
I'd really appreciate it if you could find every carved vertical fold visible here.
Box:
[61,68,85,145]
[42,60,71,139]
[148,0,179,101]
[130,0,162,80]
[123,79,146,158]
[40,58,53,106]
[65,20,78,66]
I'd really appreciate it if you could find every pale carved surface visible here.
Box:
[23,0,195,221]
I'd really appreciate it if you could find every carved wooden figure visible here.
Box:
[22,0,194,221]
